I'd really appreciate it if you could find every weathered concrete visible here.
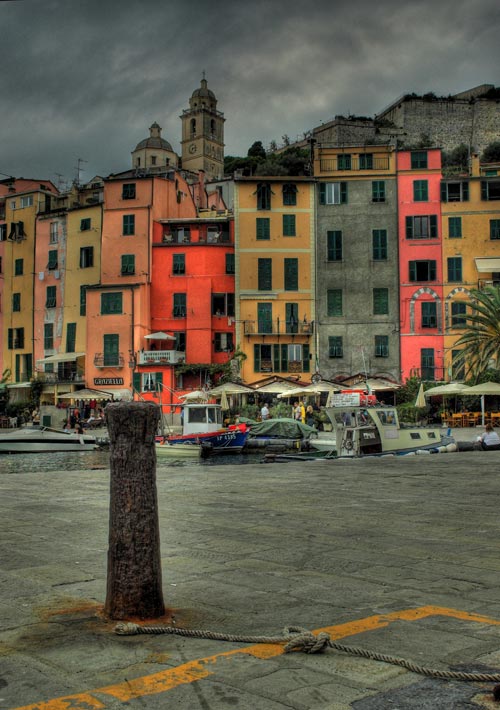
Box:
[2,446,500,709]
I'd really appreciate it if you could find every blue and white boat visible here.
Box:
[157,403,248,455]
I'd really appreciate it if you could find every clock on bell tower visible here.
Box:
[181,74,225,180]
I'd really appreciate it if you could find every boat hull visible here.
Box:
[155,442,201,458]
[0,429,98,454]
[165,429,248,454]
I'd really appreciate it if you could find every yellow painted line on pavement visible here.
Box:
[12,605,500,710]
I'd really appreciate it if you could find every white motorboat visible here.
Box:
[0,427,98,454]
[155,441,202,458]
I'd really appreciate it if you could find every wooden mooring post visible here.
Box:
[104,401,165,620]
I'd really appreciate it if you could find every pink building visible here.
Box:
[397,149,444,381]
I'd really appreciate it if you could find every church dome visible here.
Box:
[191,78,216,101]
[134,122,173,152]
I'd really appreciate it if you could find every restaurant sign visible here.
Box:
[94,377,124,386]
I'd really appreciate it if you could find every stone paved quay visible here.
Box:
[3,438,500,709]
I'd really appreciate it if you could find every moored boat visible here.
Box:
[162,403,249,454]
[0,427,99,454]
[155,441,202,458]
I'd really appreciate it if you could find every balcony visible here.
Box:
[36,371,85,384]
[319,156,390,172]
[162,231,230,245]
[94,353,125,368]
[244,320,314,336]
[138,350,184,365]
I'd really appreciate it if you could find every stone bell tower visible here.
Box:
[181,74,225,180]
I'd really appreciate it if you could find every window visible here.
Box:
[441,182,469,202]
[409,260,437,281]
[421,348,435,380]
[103,334,119,366]
[285,302,299,333]
[7,327,24,349]
[12,293,20,312]
[121,254,135,275]
[282,183,297,205]
[46,286,56,308]
[174,331,186,352]
[490,220,500,240]
[212,293,235,316]
[122,183,136,199]
[360,154,373,170]
[141,372,162,393]
[449,217,462,238]
[253,342,309,373]
[256,217,270,240]
[50,222,58,242]
[80,218,91,231]
[319,182,348,205]
[0,224,6,241]
[284,258,298,290]
[447,256,462,283]
[421,301,437,328]
[405,215,438,238]
[283,214,296,236]
[373,288,389,315]
[101,292,123,314]
[372,180,385,203]
[123,214,135,235]
[20,195,33,208]
[80,285,87,316]
[214,332,234,352]
[225,253,235,274]
[172,253,185,275]
[413,180,428,201]
[47,250,58,270]
[411,151,428,169]
[80,246,94,268]
[14,258,23,275]
[372,229,387,260]
[338,154,351,170]
[257,303,273,333]
[481,181,500,201]
[66,323,76,352]
[327,289,343,316]
[44,323,53,350]
[8,221,26,239]
[173,293,187,317]
[451,302,467,327]
[327,230,342,261]
[258,258,272,290]
[328,336,343,358]
[375,335,389,357]
[257,183,271,210]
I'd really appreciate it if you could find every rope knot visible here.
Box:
[114,622,141,635]
[283,627,331,654]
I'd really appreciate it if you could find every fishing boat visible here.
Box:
[160,403,249,455]
[0,427,98,454]
[265,391,455,461]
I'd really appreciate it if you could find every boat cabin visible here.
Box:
[182,403,223,435]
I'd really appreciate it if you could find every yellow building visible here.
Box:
[234,176,316,384]
[441,154,500,378]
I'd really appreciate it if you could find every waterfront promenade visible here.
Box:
[2,443,500,709]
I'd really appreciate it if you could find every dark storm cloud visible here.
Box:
[1,0,499,184]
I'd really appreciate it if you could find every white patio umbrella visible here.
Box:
[415,383,426,408]
[209,382,254,395]
[179,390,208,402]
[277,382,341,399]
[144,331,176,341]
[57,388,114,400]
[462,382,500,426]
[423,382,471,397]
[220,390,229,410]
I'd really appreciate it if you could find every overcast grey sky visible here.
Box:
[2,0,499,187]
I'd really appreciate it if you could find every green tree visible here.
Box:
[452,287,500,381]
[481,141,500,164]
[247,141,266,160]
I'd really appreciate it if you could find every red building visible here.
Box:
[397,149,444,381]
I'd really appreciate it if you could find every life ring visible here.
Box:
[343,438,354,451]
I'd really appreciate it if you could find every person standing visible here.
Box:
[305,405,315,427]
[260,403,269,420]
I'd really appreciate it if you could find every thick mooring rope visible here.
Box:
[114,622,500,682]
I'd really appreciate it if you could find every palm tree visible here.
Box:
[453,287,500,381]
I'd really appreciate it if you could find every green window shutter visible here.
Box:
[284,258,298,290]
[340,182,348,203]
[302,344,310,373]
[481,181,488,200]
[15,259,23,275]
[17,328,24,349]
[103,334,119,366]
[225,253,235,274]
[372,181,385,202]
[327,231,342,260]
[256,217,270,240]
[257,303,272,333]
[8,329,13,349]
[319,183,326,205]
[172,253,185,274]
[155,372,163,386]
[273,344,281,372]
[121,254,135,274]
[66,323,77,352]
[283,214,296,236]
[254,344,261,373]
[258,258,272,290]
[429,261,437,280]
[12,293,20,311]
[406,216,413,238]
[449,217,462,238]
[47,250,58,269]
[327,289,343,316]
[286,302,299,333]
[462,182,469,201]
[373,288,388,315]
[133,373,141,392]
[80,285,87,316]
[101,292,123,314]
[123,214,135,235]
[46,286,56,308]
[44,323,53,349]
[173,293,186,317]
[25,353,32,380]
[279,344,287,373]
[440,183,447,202]
[430,215,438,237]
[372,230,387,260]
